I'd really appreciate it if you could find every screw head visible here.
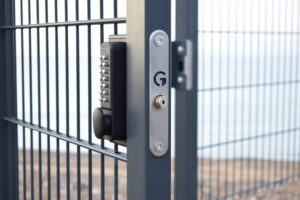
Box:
[154,141,165,154]
[154,34,164,47]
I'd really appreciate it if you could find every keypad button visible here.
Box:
[100,55,109,60]
[101,76,109,81]
[100,97,110,102]
[101,62,109,67]
[101,69,109,74]
[101,90,110,95]
[101,83,109,88]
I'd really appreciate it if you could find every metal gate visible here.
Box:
[0,0,170,199]
[1,0,300,199]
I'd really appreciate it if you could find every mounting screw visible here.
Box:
[154,141,165,154]
[154,34,164,47]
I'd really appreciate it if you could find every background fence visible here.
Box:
[197,0,300,199]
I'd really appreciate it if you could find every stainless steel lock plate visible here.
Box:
[149,30,170,157]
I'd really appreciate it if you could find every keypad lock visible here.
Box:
[93,41,127,145]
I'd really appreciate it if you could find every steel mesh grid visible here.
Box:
[1,0,127,199]
[198,0,300,199]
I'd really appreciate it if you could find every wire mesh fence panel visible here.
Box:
[3,0,300,199]
[198,0,300,199]
[1,0,127,199]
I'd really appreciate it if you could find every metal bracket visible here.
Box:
[149,30,170,157]
[172,40,193,90]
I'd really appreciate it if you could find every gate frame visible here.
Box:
[0,0,18,199]
[126,0,171,199]
[174,0,198,199]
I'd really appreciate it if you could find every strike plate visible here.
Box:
[149,30,170,157]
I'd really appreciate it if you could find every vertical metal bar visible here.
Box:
[240,0,246,194]
[75,0,81,199]
[226,1,232,195]
[126,0,171,199]
[233,0,238,194]
[287,0,295,179]
[45,0,51,198]
[100,136,105,200]
[20,0,27,198]
[209,1,214,199]
[87,0,93,199]
[247,0,254,190]
[113,0,118,33]
[114,145,118,200]
[293,0,300,179]
[225,0,230,195]
[100,0,104,43]
[99,1,105,199]
[268,0,275,186]
[28,0,34,199]
[55,0,60,198]
[254,0,261,189]
[200,2,205,198]
[36,0,43,198]
[281,0,288,180]
[295,1,300,177]
[217,0,223,196]
[113,0,119,199]
[261,0,268,186]
[0,0,18,199]
[174,0,198,199]
[200,9,205,198]
[64,0,70,199]
[274,0,282,181]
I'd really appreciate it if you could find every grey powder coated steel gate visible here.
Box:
[1,0,300,199]
[0,0,171,199]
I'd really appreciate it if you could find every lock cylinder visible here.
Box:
[153,95,167,110]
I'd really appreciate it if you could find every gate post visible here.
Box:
[175,0,198,199]
[126,0,171,199]
[0,0,18,200]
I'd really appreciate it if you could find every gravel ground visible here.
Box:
[198,159,300,200]
[244,181,300,200]
[19,151,300,200]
